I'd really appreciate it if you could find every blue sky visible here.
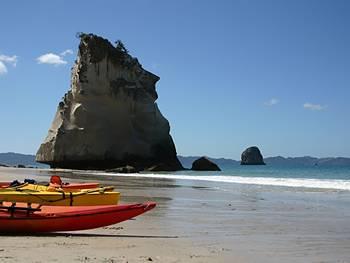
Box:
[0,0,349,159]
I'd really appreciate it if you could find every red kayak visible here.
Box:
[49,175,100,189]
[0,202,156,233]
[49,182,100,190]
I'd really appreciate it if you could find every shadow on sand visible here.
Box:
[0,232,179,238]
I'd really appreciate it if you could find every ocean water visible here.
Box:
[93,165,350,191]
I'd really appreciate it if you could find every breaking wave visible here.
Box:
[91,172,350,191]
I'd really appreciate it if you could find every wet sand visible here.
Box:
[0,167,349,262]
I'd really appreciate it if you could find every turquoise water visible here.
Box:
[176,165,350,180]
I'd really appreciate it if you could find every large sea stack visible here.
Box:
[241,146,265,165]
[36,33,183,171]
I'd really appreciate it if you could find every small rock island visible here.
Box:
[36,33,183,171]
[240,146,265,165]
[191,157,221,171]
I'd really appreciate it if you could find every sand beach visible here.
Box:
[0,167,349,262]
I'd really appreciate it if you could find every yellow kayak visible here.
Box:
[0,187,120,206]
[12,183,114,193]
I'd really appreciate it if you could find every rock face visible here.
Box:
[191,157,221,171]
[36,33,183,171]
[241,146,265,165]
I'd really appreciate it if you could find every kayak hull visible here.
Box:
[0,202,156,233]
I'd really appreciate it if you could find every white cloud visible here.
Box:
[264,98,279,106]
[303,103,327,111]
[0,55,18,66]
[0,54,18,75]
[0,61,7,75]
[60,49,73,56]
[36,53,67,65]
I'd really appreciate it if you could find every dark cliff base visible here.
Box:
[42,157,184,171]
[240,162,266,165]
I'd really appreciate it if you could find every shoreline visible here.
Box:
[4,165,350,192]
[0,167,349,262]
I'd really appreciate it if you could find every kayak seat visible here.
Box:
[50,176,62,185]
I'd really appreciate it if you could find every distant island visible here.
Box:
[178,155,350,168]
[1,152,350,169]
[0,152,48,168]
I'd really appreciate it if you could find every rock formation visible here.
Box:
[191,157,221,171]
[36,33,183,171]
[241,146,265,165]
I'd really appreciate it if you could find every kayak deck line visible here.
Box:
[0,184,115,193]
